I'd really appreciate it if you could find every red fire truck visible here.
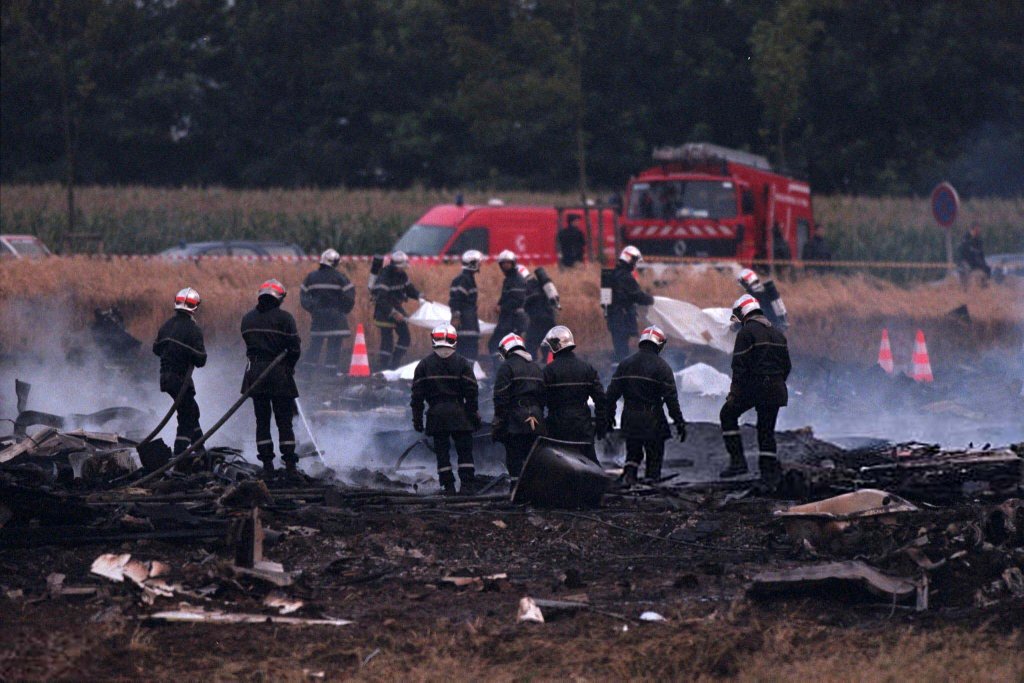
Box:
[619,142,814,262]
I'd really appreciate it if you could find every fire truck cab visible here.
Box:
[620,143,814,262]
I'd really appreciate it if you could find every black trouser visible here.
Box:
[719,397,780,459]
[525,318,554,360]
[624,438,665,480]
[433,431,474,487]
[503,434,538,485]
[169,388,203,455]
[609,326,632,362]
[456,329,479,361]
[378,323,410,370]
[307,332,346,373]
[253,395,297,465]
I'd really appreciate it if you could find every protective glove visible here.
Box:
[450,312,461,327]
[469,412,482,430]
[413,417,424,433]
[675,421,687,443]
[391,310,406,323]
[595,418,607,441]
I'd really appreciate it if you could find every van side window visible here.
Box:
[446,227,489,255]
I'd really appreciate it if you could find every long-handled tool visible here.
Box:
[135,367,193,470]
[294,397,326,466]
[131,351,288,488]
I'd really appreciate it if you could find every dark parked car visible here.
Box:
[158,240,306,258]
[986,253,1024,283]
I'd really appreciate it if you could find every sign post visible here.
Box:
[930,181,959,274]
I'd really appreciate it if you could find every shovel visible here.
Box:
[135,367,194,471]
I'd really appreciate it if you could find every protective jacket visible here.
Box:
[493,352,545,442]
[240,298,302,398]
[300,265,355,335]
[411,352,479,436]
[542,350,606,442]
[606,346,684,440]
[497,267,528,326]
[957,233,989,271]
[607,261,653,335]
[448,269,479,335]
[153,311,207,393]
[372,265,419,326]
[730,315,790,407]
[524,276,556,330]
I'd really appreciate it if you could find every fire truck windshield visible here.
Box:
[627,180,737,220]
[392,224,456,255]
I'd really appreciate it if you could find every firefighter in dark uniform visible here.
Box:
[153,287,207,455]
[719,294,791,485]
[487,250,528,366]
[738,268,788,331]
[956,223,991,288]
[542,326,607,462]
[520,265,559,361]
[241,279,302,476]
[372,250,422,370]
[449,250,482,361]
[411,324,481,495]
[492,332,545,488]
[300,248,355,375]
[607,245,654,362]
[606,325,686,485]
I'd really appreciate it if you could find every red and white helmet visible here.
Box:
[320,248,341,267]
[174,287,201,312]
[731,294,760,322]
[430,323,458,348]
[390,250,409,268]
[638,325,667,352]
[498,332,526,358]
[258,279,287,301]
[738,268,762,292]
[516,264,532,280]
[619,245,642,267]
[497,249,516,265]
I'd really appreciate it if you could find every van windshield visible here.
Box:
[393,224,455,255]
[627,180,737,220]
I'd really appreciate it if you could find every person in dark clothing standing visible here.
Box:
[519,265,560,361]
[411,324,481,495]
[153,287,207,455]
[771,223,792,279]
[241,279,302,476]
[801,224,832,273]
[558,214,586,268]
[486,250,528,366]
[607,245,654,362]
[956,223,991,288]
[737,268,788,331]
[719,294,791,485]
[606,325,686,485]
[372,250,421,370]
[300,248,355,375]
[492,332,545,488]
[449,250,482,361]
[542,326,607,462]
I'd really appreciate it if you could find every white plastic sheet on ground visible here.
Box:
[675,363,731,397]
[381,359,487,382]
[646,296,736,353]
[407,300,496,334]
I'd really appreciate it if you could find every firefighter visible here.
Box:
[520,264,559,361]
[449,250,482,361]
[486,250,527,365]
[557,214,586,268]
[606,245,654,362]
[606,325,686,485]
[737,268,788,331]
[542,325,607,462]
[300,248,355,375]
[372,250,421,370]
[955,223,991,288]
[411,324,482,495]
[492,332,545,488]
[719,294,791,485]
[241,279,302,477]
[153,288,207,455]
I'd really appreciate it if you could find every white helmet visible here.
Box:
[738,268,763,292]
[174,287,201,313]
[731,294,760,322]
[258,278,287,301]
[498,332,526,358]
[516,264,532,280]
[390,250,409,268]
[430,323,458,348]
[638,325,667,352]
[497,249,516,265]
[544,325,576,354]
[461,249,483,271]
[619,245,642,267]
[320,248,341,267]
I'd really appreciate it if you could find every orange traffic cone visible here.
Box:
[877,329,894,374]
[910,329,933,382]
[348,323,370,377]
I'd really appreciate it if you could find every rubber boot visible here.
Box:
[719,434,749,478]
[758,454,782,490]
[459,475,479,495]
[622,463,639,486]
[442,481,457,496]
[260,459,276,478]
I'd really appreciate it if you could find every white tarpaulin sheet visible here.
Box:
[382,359,487,382]
[675,363,731,396]
[646,296,736,353]
[407,300,496,334]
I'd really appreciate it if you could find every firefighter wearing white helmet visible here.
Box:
[719,294,791,485]
[449,250,483,361]
[153,287,207,455]
[520,264,560,361]
[737,267,788,331]
[371,250,422,370]
[607,245,654,361]
[542,325,607,463]
[486,250,528,368]
[492,332,545,487]
[241,278,302,477]
[411,323,481,495]
[606,324,686,484]
[300,249,356,375]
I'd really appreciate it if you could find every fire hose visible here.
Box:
[135,366,194,448]
[131,351,288,488]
